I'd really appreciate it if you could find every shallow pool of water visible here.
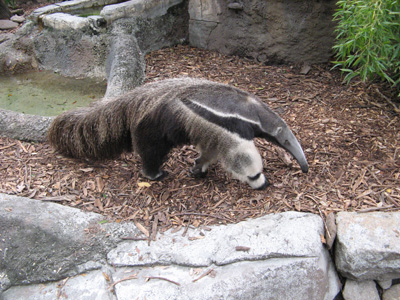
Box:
[70,6,102,17]
[0,71,107,116]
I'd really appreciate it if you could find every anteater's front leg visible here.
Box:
[190,149,217,178]
[135,124,172,181]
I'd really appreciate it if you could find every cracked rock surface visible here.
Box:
[335,212,400,281]
[0,194,340,299]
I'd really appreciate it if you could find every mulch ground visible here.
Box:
[1,45,399,235]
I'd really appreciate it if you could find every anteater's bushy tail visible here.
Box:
[47,99,133,161]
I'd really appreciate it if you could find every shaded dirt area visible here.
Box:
[1,45,399,233]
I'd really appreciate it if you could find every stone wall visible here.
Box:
[1,194,400,299]
[334,212,400,300]
[189,0,337,64]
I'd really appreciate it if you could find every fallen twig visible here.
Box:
[211,196,229,209]
[357,205,395,213]
[145,276,181,286]
[121,236,148,241]
[168,183,204,192]
[56,277,70,300]
[134,220,150,237]
[38,195,75,202]
[192,268,214,282]
[173,212,232,222]
[375,88,400,114]
[108,274,138,291]
[235,246,251,252]
[17,140,28,153]
[151,214,159,241]
[0,143,16,151]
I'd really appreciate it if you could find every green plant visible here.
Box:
[5,0,16,9]
[333,0,400,96]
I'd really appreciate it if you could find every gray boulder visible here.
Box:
[0,194,128,290]
[335,212,400,281]
[342,280,380,300]
[108,211,341,299]
[0,20,18,30]
[0,194,340,299]
[33,19,109,79]
[10,15,25,24]
[0,23,38,74]
[383,284,400,300]
[188,0,337,64]
[378,279,393,290]
[101,0,184,23]
[2,269,114,300]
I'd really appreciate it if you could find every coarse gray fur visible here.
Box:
[48,77,309,189]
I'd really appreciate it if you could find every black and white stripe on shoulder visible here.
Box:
[181,97,263,140]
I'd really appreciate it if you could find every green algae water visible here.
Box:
[73,7,102,17]
[0,71,107,116]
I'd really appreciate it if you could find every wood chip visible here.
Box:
[235,246,251,252]
[192,268,215,282]
[134,221,150,237]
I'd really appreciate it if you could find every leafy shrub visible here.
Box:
[333,0,400,95]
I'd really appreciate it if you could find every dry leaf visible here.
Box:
[94,198,104,211]
[188,236,205,241]
[134,221,150,237]
[320,234,327,245]
[276,148,293,167]
[161,190,170,202]
[103,272,111,282]
[96,177,105,192]
[53,182,61,190]
[86,180,96,190]
[79,168,94,173]
[138,182,151,188]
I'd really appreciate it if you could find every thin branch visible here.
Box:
[145,276,181,286]
[192,268,214,282]
[172,212,232,222]
[108,274,138,291]
[375,88,400,114]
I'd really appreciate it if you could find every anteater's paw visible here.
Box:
[154,170,168,181]
[189,167,208,178]
[141,170,168,181]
